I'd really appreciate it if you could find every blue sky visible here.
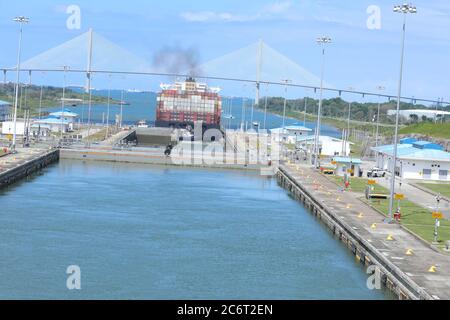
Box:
[0,0,449,103]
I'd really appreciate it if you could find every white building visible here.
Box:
[49,110,78,123]
[332,157,363,177]
[372,139,450,181]
[387,109,450,122]
[1,121,26,136]
[34,117,71,133]
[270,126,312,144]
[0,100,11,121]
[296,135,353,157]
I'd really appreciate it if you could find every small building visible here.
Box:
[270,126,312,144]
[30,124,51,138]
[296,135,353,157]
[1,121,26,136]
[0,100,11,121]
[49,109,78,130]
[387,109,450,122]
[372,140,450,181]
[332,157,362,177]
[34,117,71,133]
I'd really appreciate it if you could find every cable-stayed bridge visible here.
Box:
[1,29,448,105]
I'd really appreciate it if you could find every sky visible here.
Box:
[0,0,449,103]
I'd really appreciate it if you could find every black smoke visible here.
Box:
[152,46,202,77]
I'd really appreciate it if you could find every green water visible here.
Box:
[0,160,390,299]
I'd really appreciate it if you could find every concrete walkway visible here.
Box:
[281,163,450,300]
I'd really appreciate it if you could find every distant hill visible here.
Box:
[262,96,448,124]
[399,122,450,139]
[259,96,449,134]
[0,83,117,116]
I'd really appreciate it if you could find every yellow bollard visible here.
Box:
[357,213,364,218]
[406,249,414,256]
[371,223,377,230]
[346,204,352,209]
[386,234,394,241]
[428,265,437,273]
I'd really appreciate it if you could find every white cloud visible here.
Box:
[263,1,293,14]
[180,1,293,23]
[180,11,257,23]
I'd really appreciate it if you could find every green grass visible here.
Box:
[328,176,389,194]
[85,128,108,142]
[417,182,450,199]
[399,122,450,139]
[368,199,450,249]
[327,174,450,250]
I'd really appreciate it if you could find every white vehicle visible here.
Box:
[367,167,386,178]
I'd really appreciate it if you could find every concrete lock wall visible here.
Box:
[0,150,59,189]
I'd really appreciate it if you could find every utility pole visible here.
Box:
[375,86,385,148]
[303,96,307,127]
[281,79,291,129]
[86,28,93,141]
[106,74,111,139]
[60,66,69,144]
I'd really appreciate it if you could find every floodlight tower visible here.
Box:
[313,36,331,168]
[11,16,29,152]
[387,3,417,223]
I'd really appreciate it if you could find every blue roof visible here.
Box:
[35,118,70,125]
[372,143,450,161]
[400,137,417,144]
[0,100,11,105]
[401,149,450,161]
[284,125,312,131]
[49,111,78,117]
[333,157,362,164]
[412,141,443,150]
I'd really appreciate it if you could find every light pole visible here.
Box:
[375,86,385,147]
[120,89,124,128]
[11,16,29,152]
[105,74,112,139]
[229,96,234,130]
[387,3,417,223]
[60,66,69,144]
[303,96,307,127]
[263,94,268,130]
[344,87,354,156]
[313,36,331,168]
[281,79,290,129]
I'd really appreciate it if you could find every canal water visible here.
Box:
[0,160,390,299]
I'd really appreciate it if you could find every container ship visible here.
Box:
[155,77,222,130]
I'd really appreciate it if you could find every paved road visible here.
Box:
[281,163,450,300]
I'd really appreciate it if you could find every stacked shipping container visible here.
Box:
[155,78,222,129]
